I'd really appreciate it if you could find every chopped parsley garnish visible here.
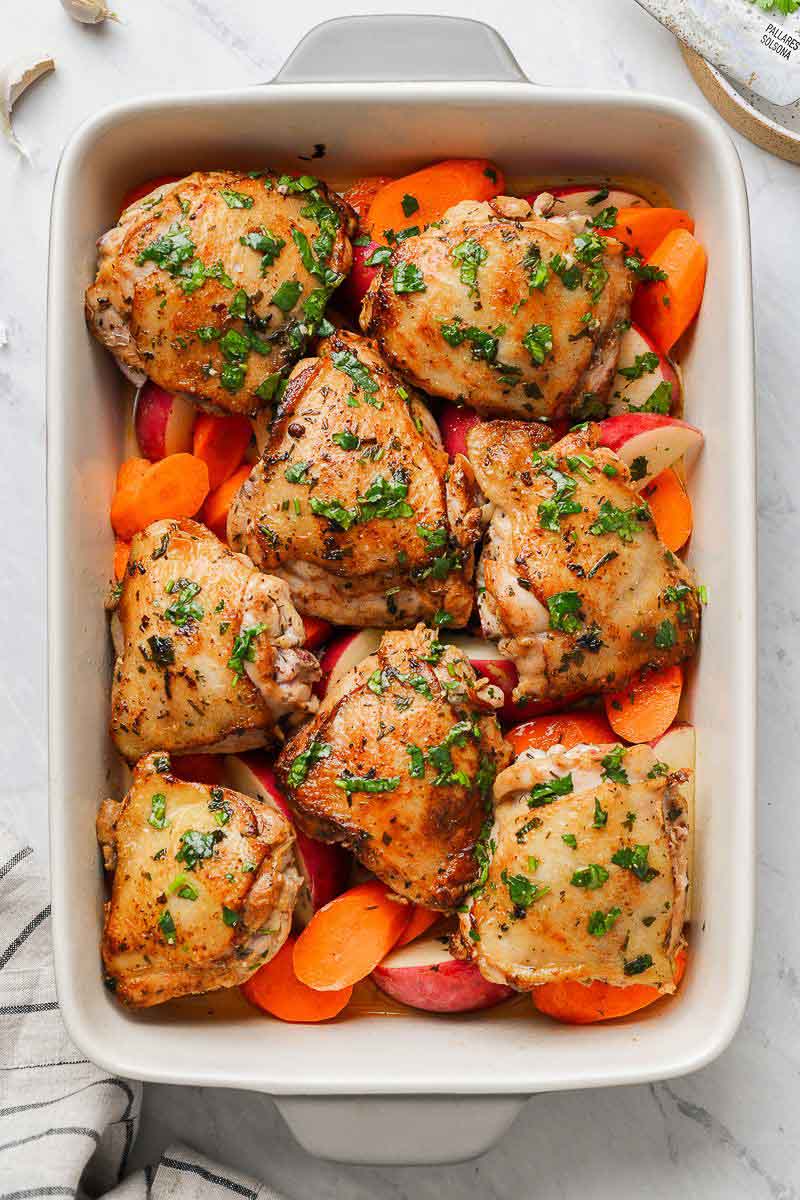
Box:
[220,188,254,209]
[625,255,668,283]
[331,349,379,396]
[331,429,359,450]
[310,469,413,531]
[284,460,310,484]
[335,774,400,794]
[136,222,195,274]
[587,187,610,205]
[528,772,573,808]
[148,792,168,830]
[629,455,648,482]
[550,253,582,290]
[209,787,232,826]
[227,623,267,681]
[271,279,302,312]
[169,873,199,901]
[571,863,610,890]
[533,453,583,531]
[365,245,392,267]
[632,380,672,414]
[589,206,618,230]
[601,745,629,786]
[502,869,550,912]
[588,907,621,936]
[562,833,578,848]
[401,193,419,217]
[164,578,203,626]
[393,262,426,294]
[523,243,549,291]
[406,744,425,778]
[593,797,608,828]
[654,619,677,649]
[547,591,584,634]
[522,323,553,365]
[612,843,659,882]
[647,760,669,779]
[240,227,286,273]
[426,720,475,787]
[624,953,654,976]
[222,906,240,927]
[176,829,223,871]
[452,238,488,296]
[287,740,331,789]
[158,909,177,945]
[147,635,175,667]
[618,351,660,381]
[439,317,503,363]
[588,500,650,542]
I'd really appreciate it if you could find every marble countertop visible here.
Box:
[1,0,797,1194]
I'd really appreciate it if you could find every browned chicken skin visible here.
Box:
[97,751,301,1006]
[109,519,319,761]
[275,625,511,908]
[85,171,354,414]
[227,330,481,628]
[360,197,634,420]
[459,741,688,991]
[467,421,700,702]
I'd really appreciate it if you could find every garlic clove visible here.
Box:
[61,0,120,22]
[0,55,55,158]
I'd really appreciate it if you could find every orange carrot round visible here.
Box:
[111,453,209,540]
[340,175,395,226]
[367,159,505,239]
[507,711,617,757]
[202,463,250,543]
[631,228,708,354]
[241,936,353,1023]
[642,467,693,552]
[604,665,683,744]
[113,538,130,581]
[192,412,253,491]
[606,207,694,258]
[532,948,687,1024]
[394,906,440,948]
[115,457,151,493]
[293,880,412,991]
[302,615,333,651]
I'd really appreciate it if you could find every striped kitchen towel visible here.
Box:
[0,827,284,1199]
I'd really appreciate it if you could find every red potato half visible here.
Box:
[447,635,570,723]
[134,382,196,461]
[608,324,681,417]
[372,935,514,1013]
[316,628,383,699]
[339,241,383,311]
[437,400,482,459]
[524,185,649,216]
[597,412,703,491]
[225,754,350,927]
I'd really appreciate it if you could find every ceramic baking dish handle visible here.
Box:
[273,14,527,84]
[275,1093,526,1165]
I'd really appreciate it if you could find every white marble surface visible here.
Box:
[1,0,797,1194]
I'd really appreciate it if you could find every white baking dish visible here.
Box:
[47,16,756,1165]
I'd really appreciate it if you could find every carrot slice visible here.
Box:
[367,159,505,239]
[642,467,693,552]
[241,936,353,1023]
[631,228,708,355]
[507,712,617,757]
[606,207,694,258]
[302,615,333,651]
[293,880,412,991]
[119,174,183,214]
[394,906,440,948]
[192,412,253,491]
[115,457,151,493]
[113,538,130,581]
[340,175,394,226]
[111,453,209,540]
[202,463,250,543]
[532,948,688,1024]
[604,665,683,744]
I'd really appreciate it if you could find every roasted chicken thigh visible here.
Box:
[459,741,688,992]
[467,420,700,702]
[228,330,481,628]
[109,519,318,761]
[360,196,634,420]
[97,751,301,1006]
[276,625,511,908]
[85,171,354,414]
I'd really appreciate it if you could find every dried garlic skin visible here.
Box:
[60,0,119,24]
[0,55,55,157]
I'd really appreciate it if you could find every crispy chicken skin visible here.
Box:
[360,196,634,421]
[458,742,688,991]
[227,330,481,628]
[467,421,700,702]
[109,519,319,761]
[85,171,355,414]
[97,751,301,1006]
[276,625,511,909]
